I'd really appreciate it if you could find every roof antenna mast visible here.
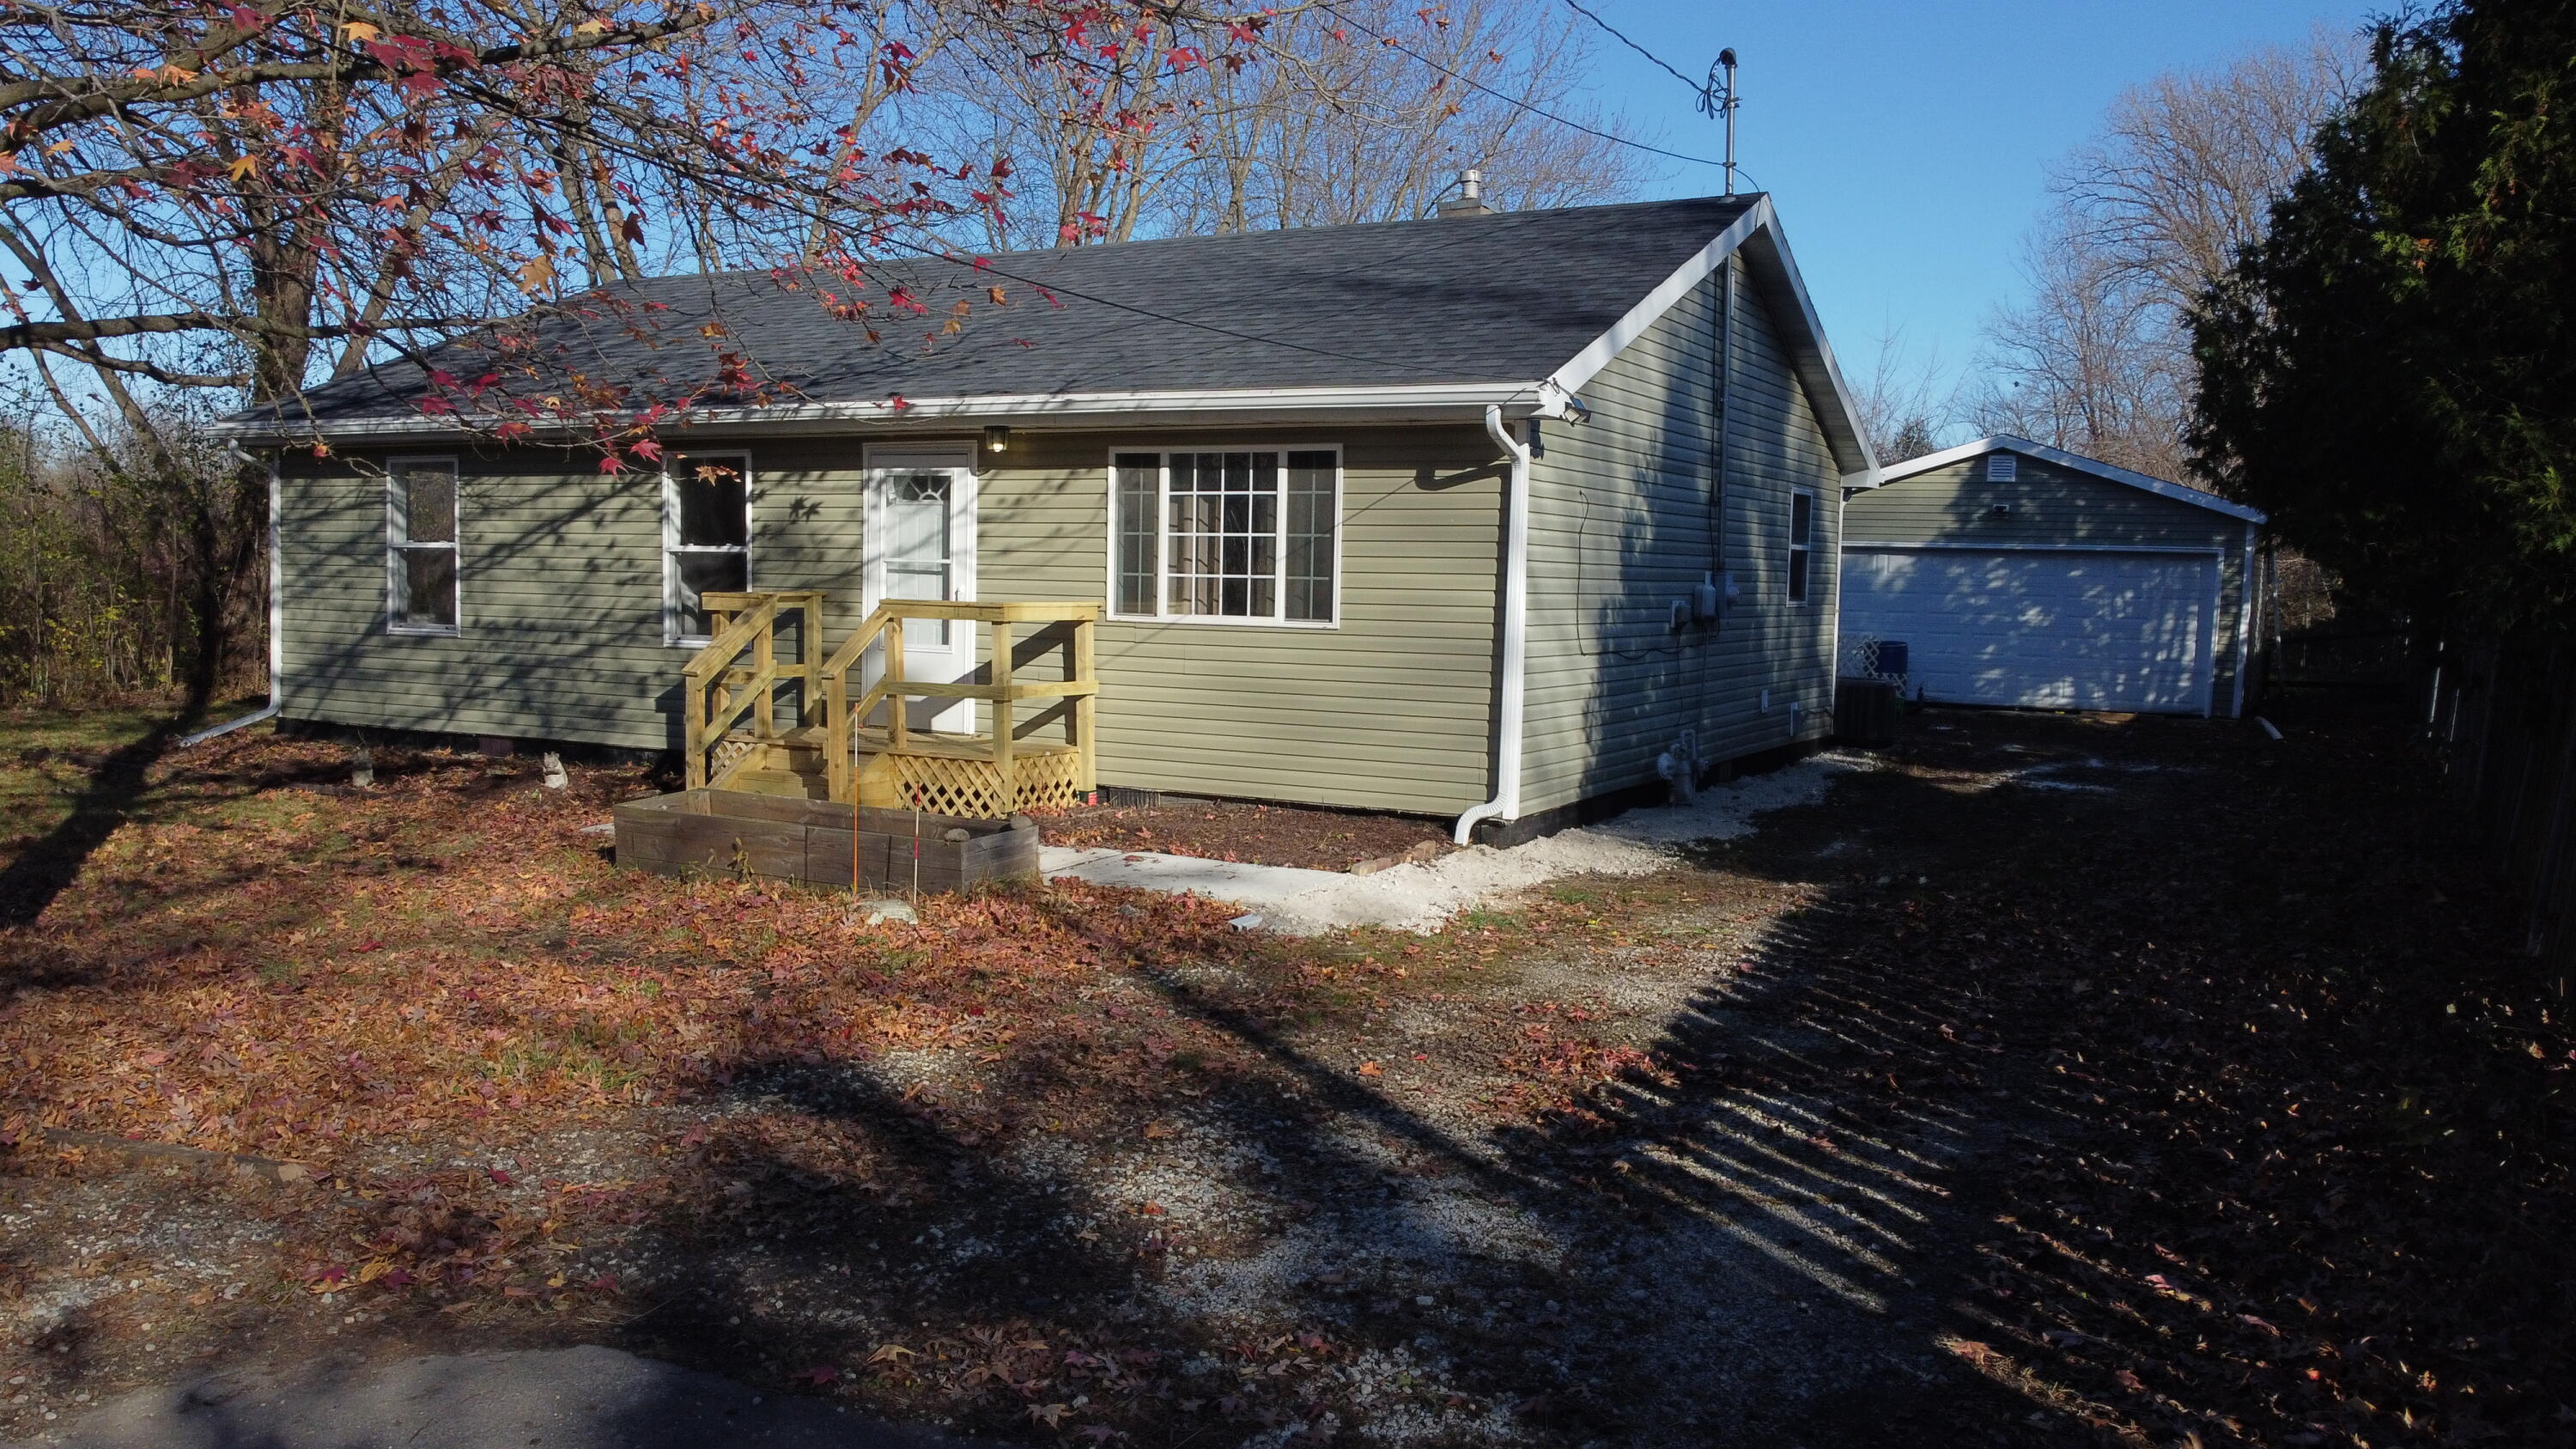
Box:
[1701,49,1740,197]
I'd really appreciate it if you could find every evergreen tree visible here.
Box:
[2190,0,2576,631]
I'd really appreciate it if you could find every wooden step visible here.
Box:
[722,767,832,801]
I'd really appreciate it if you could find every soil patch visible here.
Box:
[1040,797,1451,871]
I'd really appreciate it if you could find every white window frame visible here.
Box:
[1101,444,1343,630]
[1786,488,1817,606]
[663,450,754,648]
[385,454,461,637]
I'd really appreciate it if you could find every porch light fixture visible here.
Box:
[982,423,1011,455]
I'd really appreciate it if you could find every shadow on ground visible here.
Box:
[595,714,2298,1446]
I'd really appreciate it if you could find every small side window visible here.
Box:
[665,454,751,644]
[1787,490,1815,605]
[388,458,459,634]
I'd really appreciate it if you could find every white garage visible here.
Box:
[1838,437,2267,717]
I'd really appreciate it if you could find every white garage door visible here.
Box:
[1840,548,2215,714]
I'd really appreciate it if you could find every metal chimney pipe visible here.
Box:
[1437,168,1495,218]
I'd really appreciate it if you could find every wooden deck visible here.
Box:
[681,592,1097,819]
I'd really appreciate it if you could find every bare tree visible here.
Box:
[2055,34,2360,306]
[1850,322,1962,464]
[0,0,1288,697]
[1972,218,2189,476]
[924,0,1653,252]
[1970,33,2356,478]
[1175,0,1650,232]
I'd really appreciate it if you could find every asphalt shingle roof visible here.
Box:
[288,194,1759,423]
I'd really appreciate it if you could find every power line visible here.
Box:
[1317,2,1732,173]
[1557,0,1710,100]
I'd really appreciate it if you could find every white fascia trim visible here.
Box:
[1880,435,2269,523]
[1745,210,1883,485]
[214,381,1567,443]
[1542,196,1881,484]
[1546,199,1771,398]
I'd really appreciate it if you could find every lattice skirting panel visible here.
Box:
[890,750,1082,819]
[709,732,762,778]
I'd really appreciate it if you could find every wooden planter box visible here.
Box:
[612,788,1039,892]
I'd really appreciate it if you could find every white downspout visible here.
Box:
[180,455,283,747]
[2231,521,2257,719]
[1455,405,1531,844]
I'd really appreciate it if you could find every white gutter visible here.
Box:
[1455,403,1531,845]
[212,380,1572,443]
[181,458,283,747]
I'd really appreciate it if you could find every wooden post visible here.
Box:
[752,603,776,741]
[884,607,908,752]
[685,680,708,788]
[800,593,824,731]
[1072,614,1097,795]
[990,618,1015,816]
[825,667,849,803]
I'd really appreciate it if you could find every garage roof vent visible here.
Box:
[1985,453,2019,481]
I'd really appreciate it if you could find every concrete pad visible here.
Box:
[1040,847,1352,910]
[9,1344,979,1449]
[1043,754,1863,934]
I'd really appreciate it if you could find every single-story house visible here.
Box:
[219,192,1880,842]
[1838,436,2267,716]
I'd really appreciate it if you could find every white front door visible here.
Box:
[863,447,977,734]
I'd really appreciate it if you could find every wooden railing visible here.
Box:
[681,589,824,789]
[819,600,1099,813]
[683,591,1098,815]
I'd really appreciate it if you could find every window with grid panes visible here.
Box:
[1109,449,1337,624]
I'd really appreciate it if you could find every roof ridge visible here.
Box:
[621,192,1766,289]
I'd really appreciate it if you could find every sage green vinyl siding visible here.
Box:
[280,451,673,750]
[1521,256,1844,816]
[276,427,1499,815]
[1842,454,2254,714]
[980,428,1498,816]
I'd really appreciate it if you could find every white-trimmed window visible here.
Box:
[664,452,750,645]
[1109,447,1339,625]
[386,456,459,635]
[1787,490,1816,605]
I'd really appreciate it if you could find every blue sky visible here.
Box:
[1570,0,2379,400]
